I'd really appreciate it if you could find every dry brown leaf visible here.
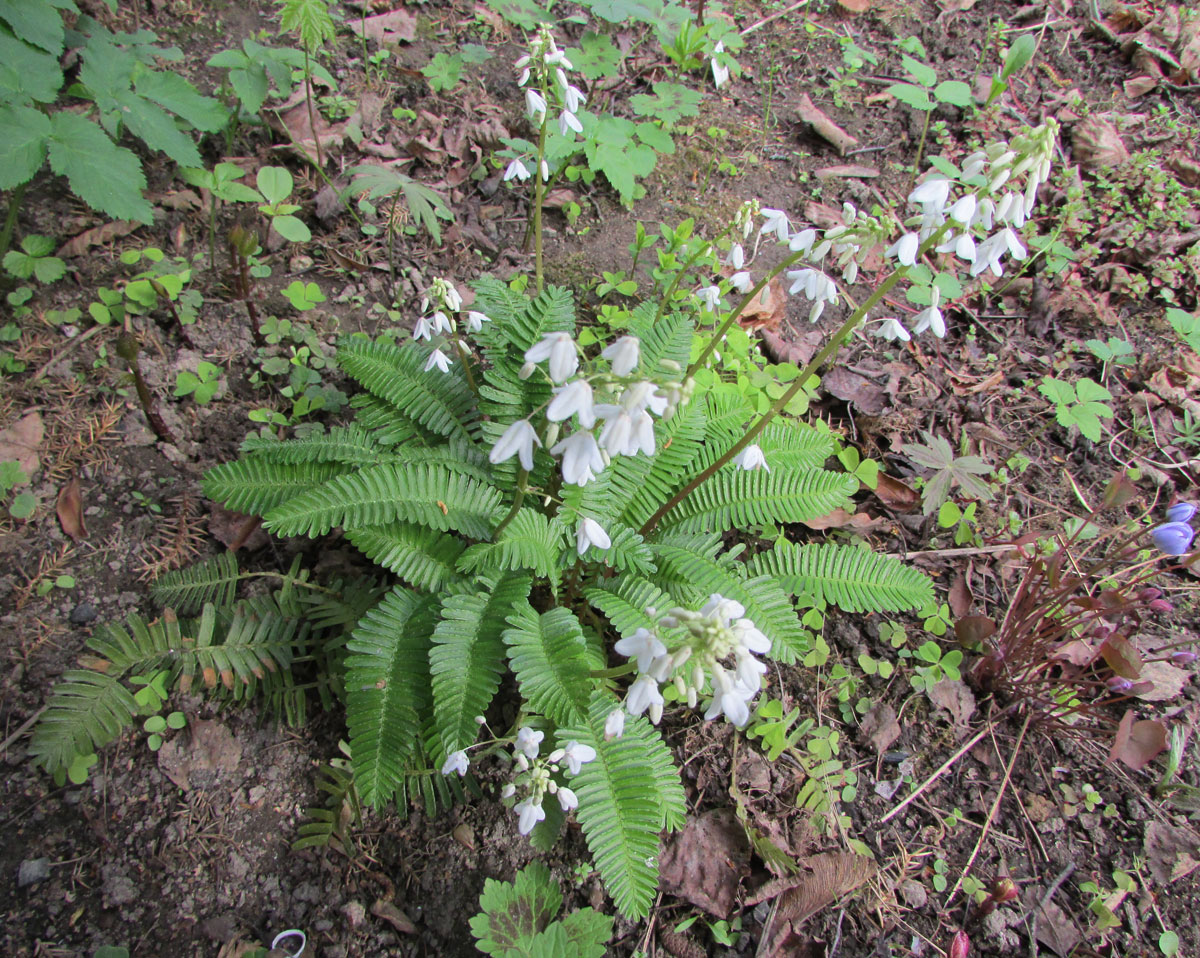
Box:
[56,477,87,541]
[939,0,980,9]
[350,9,417,42]
[371,899,416,934]
[800,507,885,531]
[1144,821,1200,885]
[926,679,976,731]
[836,0,872,12]
[859,703,900,754]
[1133,661,1191,702]
[758,328,822,366]
[156,718,243,791]
[1033,895,1081,956]
[737,276,787,331]
[1108,710,1168,770]
[58,220,142,257]
[758,851,875,950]
[814,164,879,180]
[1071,116,1130,169]
[872,472,920,511]
[948,573,972,617]
[659,808,750,919]
[823,367,887,414]
[1124,74,1160,97]
[0,412,43,477]
[795,94,858,155]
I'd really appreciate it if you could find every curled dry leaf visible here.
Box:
[1133,661,1191,702]
[1108,709,1168,770]
[56,477,87,541]
[754,851,875,956]
[814,164,879,180]
[658,808,750,919]
[371,899,416,934]
[350,9,417,43]
[871,472,920,511]
[800,507,885,531]
[823,367,888,415]
[859,702,901,754]
[1143,820,1200,885]
[737,276,787,332]
[1071,116,1130,169]
[58,220,142,257]
[795,93,859,155]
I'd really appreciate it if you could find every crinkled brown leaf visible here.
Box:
[871,472,920,511]
[860,702,900,754]
[1133,661,1191,702]
[659,808,751,918]
[58,220,142,258]
[927,679,976,731]
[371,899,416,934]
[738,276,787,332]
[56,477,87,541]
[1108,710,1168,770]
[1071,116,1130,169]
[795,94,858,155]
[1144,820,1200,885]
[823,367,887,414]
[350,9,417,42]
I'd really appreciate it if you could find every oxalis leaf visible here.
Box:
[903,431,994,515]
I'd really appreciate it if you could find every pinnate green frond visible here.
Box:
[587,521,655,575]
[239,426,389,466]
[619,401,708,528]
[29,670,139,777]
[345,586,438,806]
[473,280,575,355]
[584,575,671,639]
[263,462,503,540]
[626,302,692,372]
[746,541,934,613]
[345,522,467,592]
[458,509,564,585]
[349,395,423,446]
[651,545,810,663]
[560,693,686,919]
[337,338,480,444]
[202,459,351,517]
[503,603,593,726]
[430,574,532,757]
[151,551,242,614]
[659,467,857,533]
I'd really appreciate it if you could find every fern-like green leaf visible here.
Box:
[584,575,671,639]
[344,586,438,806]
[659,467,857,533]
[338,338,480,444]
[559,694,686,919]
[650,545,811,664]
[473,279,576,355]
[626,301,692,372]
[263,462,503,540]
[458,509,564,585]
[346,522,467,592]
[151,551,241,614]
[503,603,593,727]
[202,459,351,517]
[586,520,656,575]
[430,574,532,758]
[746,541,934,613]
[28,670,140,776]
[239,426,390,466]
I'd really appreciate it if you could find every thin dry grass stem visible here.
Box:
[880,718,1001,825]
[137,492,205,581]
[945,714,1031,907]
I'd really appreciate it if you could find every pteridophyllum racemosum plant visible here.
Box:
[199,29,1058,919]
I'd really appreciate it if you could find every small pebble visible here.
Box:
[18,858,51,887]
[69,602,97,626]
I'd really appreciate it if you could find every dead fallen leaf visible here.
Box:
[926,679,976,731]
[156,719,243,791]
[872,472,920,511]
[1124,74,1159,97]
[836,0,871,11]
[795,94,859,155]
[1108,710,1168,770]
[1033,895,1081,956]
[350,9,417,42]
[823,367,887,414]
[56,477,87,541]
[659,808,751,919]
[859,703,900,754]
[948,574,972,618]
[0,412,44,477]
[1144,821,1200,885]
[758,328,823,366]
[800,507,885,531]
[752,852,875,955]
[814,164,879,180]
[738,276,787,331]
[371,899,416,934]
[1133,660,1191,702]
[58,220,142,258]
[209,504,269,552]
[1071,116,1130,169]
[939,0,980,10]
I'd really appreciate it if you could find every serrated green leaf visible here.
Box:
[133,65,229,132]
[0,0,66,54]
[0,106,50,188]
[901,55,937,87]
[1038,377,1076,406]
[1074,378,1112,403]
[118,93,204,167]
[933,80,973,107]
[46,113,153,223]
[629,81,702,126]
[888,83,934,110]
[0,27,63,104]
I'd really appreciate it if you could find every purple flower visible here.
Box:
[1150,521,1196,556]
[1166,501,1197,524]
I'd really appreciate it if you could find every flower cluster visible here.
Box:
[1151,501,1197,556]
[490,330,695,488]
[702,121,1058,343]
[412,277,490,373]
[504,27,586,183]
[500,726,597,835]
[613,594,771,728]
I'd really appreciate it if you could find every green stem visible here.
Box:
[641,240,955,537]
[532,107,549,294]
[652,233,723,326]
[493,469,529,537]
[590,662,637,680]
[910,109,932,193]
[0,180,29,265]
[453,336,480,397]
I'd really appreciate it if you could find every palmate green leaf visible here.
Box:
[345,585,437,806]
[345,522,467,592]
[202,459,352,517]
[560,693,686,919]
[263,462,504,540]
[629,81,702,126]
[46,112,154,224]
[470,862,562,957]
[746,541,934,613]
[133,64,229,132]
[0,105,50,188]
[0,26,64,104]
[338,338,480,444]
[430,574,532,759]
[503,603,593,727]
[650,544,811,664]
[277,0,337,49]
[0,0,67,54]
[458,509,565,586]
[658,467,857,533]
[344,163,452,244]
[903,430,994,515]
